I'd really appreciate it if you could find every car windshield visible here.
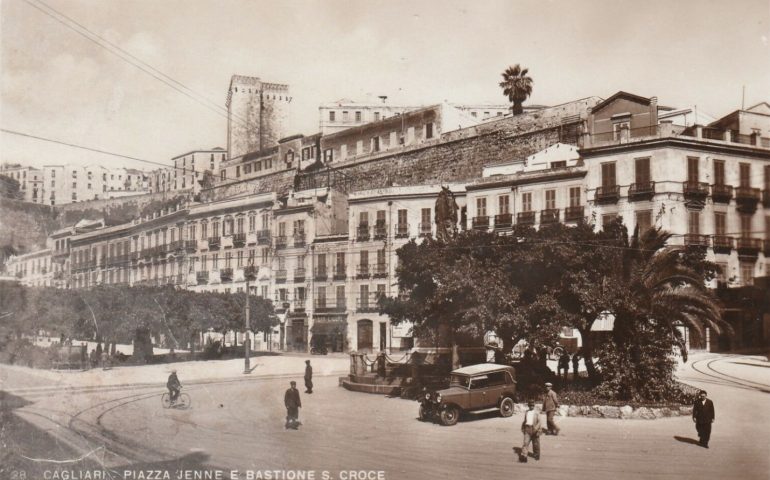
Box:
[449,374,470,389]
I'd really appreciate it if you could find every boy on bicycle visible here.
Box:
[167,369,181,404]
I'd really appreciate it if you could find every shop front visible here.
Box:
[310,314,347,353]
[285,313,308,352]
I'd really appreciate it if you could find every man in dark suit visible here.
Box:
[692,390,715,448]
[304,360,313,394]
[284,381,302,429]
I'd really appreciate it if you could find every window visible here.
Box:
[236,166,241,178]
[72,182,76,189]
[336,285,346,306]
[765,165,770,191]
[601,214,616,229]
[476,197,487,217]
[261,248,269,265]
[324,149,334,163]
[688,210,700,234]
[715,212,726,235]
[740,263,754,286]
[550,160,567,169]
[635,157,651,185]
[740,215,751,236]
[336,252,345,272]
[613,121,630,140]
[421,208,431,226]
[237,251,243,267]
[221,170,226,180]
[244,164,252,174]
[248,215,256,232]
[360,250,369,267]
[355,111,362,122]
[398,209,407,226]
[201,223,208,240]
[739,163,751,188]
[636,210,652,233]
[498,195,510,215]
[522,192,532,212]
[372,137,380,152]
[360,284,369,307]
[425,122,434,139]
[713,160,725,185]
[374,112,380,121]
[545,190,556,210]
[88,183,92,190]
[278,222,286,237]
[212,253,219,269]
[687,157,699,183]
[329,111,336,122]
[342,111,349,121]
[569,187,581,206]
[601,162,617,187]
[237,217,244,234]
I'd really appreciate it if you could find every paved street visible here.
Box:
[2,352,768,480]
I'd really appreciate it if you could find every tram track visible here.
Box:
[688,355,770,393]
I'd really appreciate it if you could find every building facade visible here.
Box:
[227,75,290,161]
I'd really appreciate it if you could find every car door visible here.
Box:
[468,375,489,409]
[485,371,507,407]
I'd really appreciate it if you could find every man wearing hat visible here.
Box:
[284,381,302,429]
[542,382,560,435]
[304,360,313,394]
[519,399,542,462]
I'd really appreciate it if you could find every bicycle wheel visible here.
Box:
[176,393,191,410]
[161,392,171,409]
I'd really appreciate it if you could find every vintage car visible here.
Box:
[418,363,516,426]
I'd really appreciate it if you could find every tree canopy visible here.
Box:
[499,64,533,115]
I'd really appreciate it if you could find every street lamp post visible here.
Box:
[244,261,255,374]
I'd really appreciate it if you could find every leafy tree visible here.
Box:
[0,175,23,200]
[499,64,533,115]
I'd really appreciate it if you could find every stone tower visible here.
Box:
[226,75,290,160]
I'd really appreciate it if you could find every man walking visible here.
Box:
[519,400,541,462]
[284,381,302,429]
[542,382,560,435]
[692,390,715,448]
[304,360,313,394]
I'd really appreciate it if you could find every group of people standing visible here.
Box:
[283,359,314,429]
[517,385,716,463]
[556,350,581,382]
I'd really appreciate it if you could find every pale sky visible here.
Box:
[1,0,769,171]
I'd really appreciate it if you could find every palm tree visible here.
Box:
[617,227,731,360]
[499,64,533,115]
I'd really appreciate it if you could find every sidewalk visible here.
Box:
[0,353,350,394]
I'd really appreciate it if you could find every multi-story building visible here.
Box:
[6,89,769,352]
[0,164,45,203]
[319,98,542,135]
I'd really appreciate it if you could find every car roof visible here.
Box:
[451,363,514,376]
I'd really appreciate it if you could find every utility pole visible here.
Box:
[244,259,255,374]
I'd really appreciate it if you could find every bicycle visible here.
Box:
[161,387,191,410]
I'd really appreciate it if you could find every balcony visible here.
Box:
[293,298,306,312]
[472,215,490,230]
[219,268,233,283]
[356,295,381,313]
[232,232,246,247]
[711,184,733,204]
[373,222,387,240]
[684,234,710,248]
[736,237,762,259]
[333,266,347,280]
[712,235,734,254]
[142,248,152,259]
[595,185,620,204]
[170,240,184,252]
[564,206,585,222]
[293,232,306,248]
[628,181,655,201]
[314,266,328,281]
[314,297,347,313]
[208,237,221,250]
[516,211,535,226]
[763,190,770,208]
[293,268,306,282]
[257,230,271,245]
[196,271,209,285]
[540,209,560,224]
[275,236,288,250]
[184,240,197,253]
[356,224,370,241]
[735,187,761,214]
[242,266,257,282]
[494,213,512,230]
[394,223,409,238]
[372,263,388,278]
[418,223,432,237]
[356,264,371,279]
[683,181,709,203]
[275,269,287,283]
[156,245,168,257]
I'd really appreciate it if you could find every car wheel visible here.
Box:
[499,397,514,417]
[440,406,459,426]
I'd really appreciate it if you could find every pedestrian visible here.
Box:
[542,382,560,435]
[519,399,542,462]
[284,380,302,429]
[558,351,571,381]
[304,360,313,394]
[572,350,580,380]
[692,390,715,448]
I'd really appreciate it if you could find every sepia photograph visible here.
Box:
[1,1,769,479]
